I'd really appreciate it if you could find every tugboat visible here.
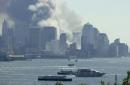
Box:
[38,75,72,81]
[76,69,105,77]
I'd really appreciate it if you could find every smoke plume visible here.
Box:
[0,0,9,12]
[0,0,82,39]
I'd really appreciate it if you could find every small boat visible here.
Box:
[75,59,78,62]
[68,63,75,67]
[38,75,72,81]
[76,69,105,77]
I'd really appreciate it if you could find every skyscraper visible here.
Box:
[2,19,14,51]
[109,39,128,57]
[12,25,28,54]
[98,33,109,56]
[72,32,81,49]
[81,23,99,57]
[41,26,57,50]
[26,27,40,54]
[2,19,9,49]
[59,33,68,54]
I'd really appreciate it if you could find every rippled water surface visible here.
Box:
[0,57,130,85]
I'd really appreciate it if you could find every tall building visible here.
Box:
[26,27,40,54]
[98,33,109,56]
[2,19,9,49]
[12,25,28,54]
[60,33,67,43]
[59,33,68,54]
[109,39,128,57]
[41,26,57,50]
[0,36,3,49]
[1,19,13,53]
[72,32,81,49]
[81,23,99,57]
[46,40,60,54]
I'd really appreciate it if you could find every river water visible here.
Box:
[0,57,130,85]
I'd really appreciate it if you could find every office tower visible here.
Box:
[2,19,13,52]
[59,33,68,55]
[26,27,40,54]
[81,23,99,56]
[72,32,81,49]
[41,26,57,50]
[109,39,128,57]
[98,33,109,56]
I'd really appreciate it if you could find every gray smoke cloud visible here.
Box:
[28,0,55,25]
[0,0,9,12]
[56,3,82,33]
[7,0,37,22]
[0,0,82,39]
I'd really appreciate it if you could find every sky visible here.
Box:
[61,0,130,46]
[0,0,130,47]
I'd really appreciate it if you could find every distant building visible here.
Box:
[46,40,60,54]
[72,32,81,49]
[0,36,2,49]
[97,33,109,57]
[45,33,68,55]
[2,19,13,53]
[2,19,9,49]
[81,23,99,57]
[12,25,28,54]
[109,39,128,57]
[40,26,57,50]
[26,27,40,54]
[59,33,68,54]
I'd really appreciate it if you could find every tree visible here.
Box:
[101,80,106,85]
[79,83,87,85]
[122,71,130,85]
[55,81,63,85]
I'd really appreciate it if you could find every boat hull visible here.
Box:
[76,73,105,77]
[38,78,72,81]
[38,76,72,81]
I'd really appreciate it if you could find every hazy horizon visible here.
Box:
[61,0,130,47]
[0,0,130,47]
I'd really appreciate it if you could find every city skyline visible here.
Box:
[0,19,128,57]
[61,0,130,47]
[0,0,130,47]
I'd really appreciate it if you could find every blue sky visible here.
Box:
[61,0,130,46]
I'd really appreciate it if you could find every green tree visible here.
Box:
[79,83,87,85]
[122,71,130,85]
[55,81,63,85]
[101,80,106,85]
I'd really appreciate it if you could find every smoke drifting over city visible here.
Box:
[0,0,82,36]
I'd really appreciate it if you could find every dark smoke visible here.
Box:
[0,0,82,38]
[7,0,37,22]
[29,0,55,25]
[0,0,9,12]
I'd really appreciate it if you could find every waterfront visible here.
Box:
[0,57,130,85]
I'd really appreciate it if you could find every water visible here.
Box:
[0,57,130,85]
